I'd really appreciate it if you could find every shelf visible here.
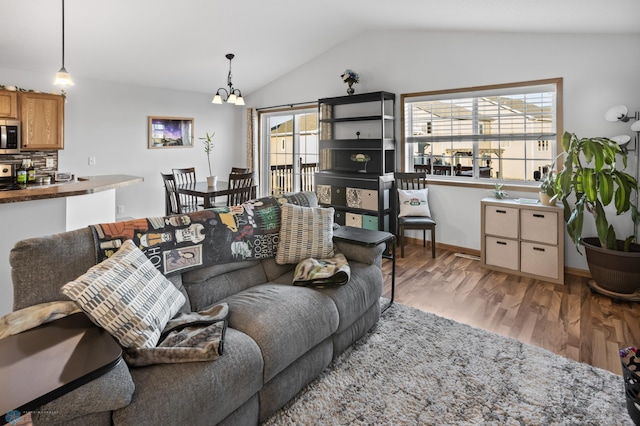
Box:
[318,91,395,105]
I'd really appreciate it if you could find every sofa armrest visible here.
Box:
[334,240,385,266]
[31,359,134,425]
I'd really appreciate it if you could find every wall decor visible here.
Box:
[148,116,194,149]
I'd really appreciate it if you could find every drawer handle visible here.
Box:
[496,241,507,245]
[533,214,545,218]
[533,247,545,252]
[496,209,507,214]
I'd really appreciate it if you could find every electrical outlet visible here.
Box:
[88,157,96,166]
[45,158,55,168]
[117,205,124,214]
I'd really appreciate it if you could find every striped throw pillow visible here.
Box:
[276,203,335,265]
[61,239,185,348]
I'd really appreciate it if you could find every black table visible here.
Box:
[0,313,122,420]
[333,226,396,312]
[176,181,257,209]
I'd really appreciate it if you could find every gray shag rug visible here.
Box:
[263,302,632,425]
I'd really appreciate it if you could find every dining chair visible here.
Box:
[226,171,255,206]
[171,167,201,213]
[230,167,250,174]
[161,173,181,215]
[395,172,436,258]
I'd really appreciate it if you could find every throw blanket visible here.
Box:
[0,301,80,339]
[293,253,350,288]
[90,193,314,276]
[123,303,229,367]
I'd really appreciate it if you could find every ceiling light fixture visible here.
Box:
[53,0,74,87]
[212,54,244,106]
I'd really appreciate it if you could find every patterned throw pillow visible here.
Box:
[276,203,335,265]
[398,188,431,217]
[61,240,186,348]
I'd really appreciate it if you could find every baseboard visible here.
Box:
[401,236,591,279]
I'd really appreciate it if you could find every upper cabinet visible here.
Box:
[0,90,19,119]
[19,92,65,150]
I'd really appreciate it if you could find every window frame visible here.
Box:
[400,78,563,191]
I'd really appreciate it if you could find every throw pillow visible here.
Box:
[398,188,431,217]
[61,239,186,348]
[276,203,335,264]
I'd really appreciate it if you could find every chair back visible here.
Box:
[161,173,181,215]
[414,164,431,174]
[172,167,200,212]
[395,172,428,190]
[227,171,255,206]
[230,167,250,174]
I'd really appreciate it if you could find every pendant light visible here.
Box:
[212,54,244,106]
[54,0,74,87]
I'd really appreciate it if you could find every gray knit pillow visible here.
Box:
[276,203,335,264]
[61,240,185,348]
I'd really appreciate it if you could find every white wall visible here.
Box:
[0,67,245,220]
[248,29,640,271]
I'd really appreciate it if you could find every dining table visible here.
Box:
[175,181,256,209]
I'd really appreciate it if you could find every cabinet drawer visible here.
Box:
[346,212,362,227]
[316,185,331,205]
[520,209,558,245]
[362,214,378,230]
[484,205,518,238]
[485,236,519,270]
[361,189,379,211]
[346,187,362,208]
[333,210,346,226]
[331,186,346,206]
[521,242,558,279]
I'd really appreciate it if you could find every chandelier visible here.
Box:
[212,53,244,106]
[54,0,74,87]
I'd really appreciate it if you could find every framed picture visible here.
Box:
[148,116,194,149]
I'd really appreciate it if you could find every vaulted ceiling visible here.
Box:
[1,0,638,96]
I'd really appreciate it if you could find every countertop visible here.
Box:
[0,175,144,204]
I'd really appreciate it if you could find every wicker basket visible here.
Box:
[620,347,640,425]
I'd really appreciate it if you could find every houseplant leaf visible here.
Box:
[594,199,609,246]
[582,168,597,203]
[598,171,614,206]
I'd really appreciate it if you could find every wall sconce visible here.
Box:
[605,104,640,153]
[211,54,245,106]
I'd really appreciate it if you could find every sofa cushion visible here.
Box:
[61,240,185,348]
[275,204,335,265]
[224,283,339,382]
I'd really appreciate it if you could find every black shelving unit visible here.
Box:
[316,91,396,233]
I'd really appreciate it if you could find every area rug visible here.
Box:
[263,302,632,425]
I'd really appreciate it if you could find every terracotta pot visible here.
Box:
[583,237,640,294]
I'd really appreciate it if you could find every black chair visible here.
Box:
[161,173,181,215]
[230,167,250,174]
[226,171,255,206]
[395,172,436,258]
[171,167,201,213]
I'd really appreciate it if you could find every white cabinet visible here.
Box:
[481,198,564,284]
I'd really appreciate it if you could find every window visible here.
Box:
[402,78,562,183]
[259,107,319,195]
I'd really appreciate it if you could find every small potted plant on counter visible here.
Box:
[556,131,640,297]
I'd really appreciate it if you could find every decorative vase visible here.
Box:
[207,175,218,187]
[539,192,558,206]
[347,81,355,96]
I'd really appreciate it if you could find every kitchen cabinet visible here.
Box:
[19,92,64,150]
[316,91,395,232]
[0,90,18,119]
[480,197,564,284]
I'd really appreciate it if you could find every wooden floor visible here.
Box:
[380,241,640,375]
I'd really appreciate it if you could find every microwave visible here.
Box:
[0,119,20,154]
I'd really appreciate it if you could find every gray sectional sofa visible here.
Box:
[8,192,385,425]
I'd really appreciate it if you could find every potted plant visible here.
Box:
[489,182,507,199]
[539,166,557,206]
[556,131,640,295]
[199,132,217,187]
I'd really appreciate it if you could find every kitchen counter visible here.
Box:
[0,175,143,204]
